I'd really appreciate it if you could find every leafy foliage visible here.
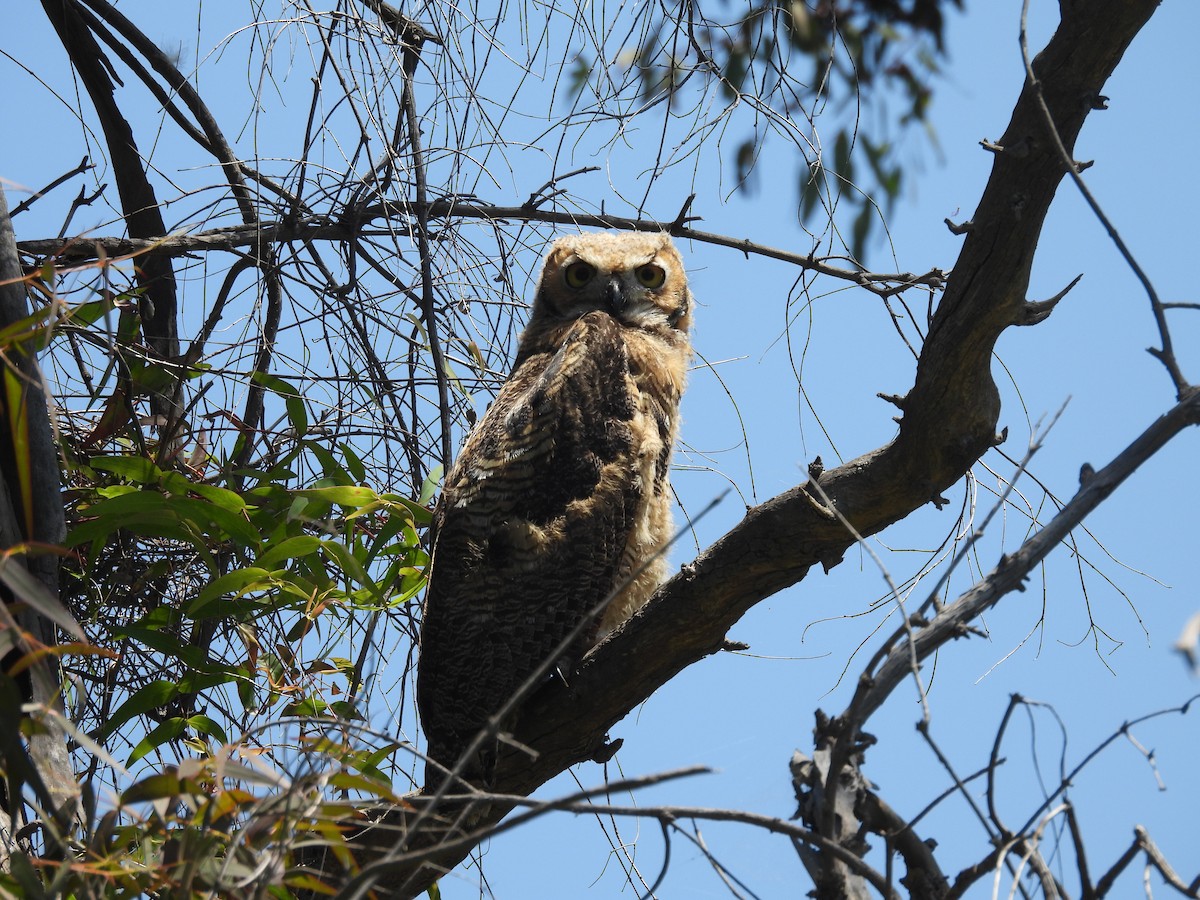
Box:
[570,0,960,259]
[2,285,430,893]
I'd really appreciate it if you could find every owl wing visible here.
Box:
[417,311,642,785]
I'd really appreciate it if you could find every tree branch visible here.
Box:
[40,0,181,426]
[15,204,947,298]
[848,389,1199,729]
[1017,0,1189,398]
[394,25,452,477]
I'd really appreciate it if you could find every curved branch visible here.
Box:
[1016,0,1189,397]
[77,0,260,224]
[40,0,181,426]
[1096,826,1200,899]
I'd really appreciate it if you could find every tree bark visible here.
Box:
[0,189,80,860]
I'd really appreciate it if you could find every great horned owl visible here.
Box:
[417,231,692,789]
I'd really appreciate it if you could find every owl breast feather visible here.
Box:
[417,312,650,787]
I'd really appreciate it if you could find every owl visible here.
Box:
[416,231,693,789]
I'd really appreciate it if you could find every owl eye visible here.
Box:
[564,262,595,289]
[634,264,666,289]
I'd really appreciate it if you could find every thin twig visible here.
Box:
[1019,0,1190,397]
[849,390,1200,727]
[8,157,93,218]
[397,32,453,475]
[16,206,948,298]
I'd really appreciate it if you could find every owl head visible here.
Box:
[530,232,692,334]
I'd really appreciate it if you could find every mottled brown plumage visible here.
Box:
[417,232,692,788]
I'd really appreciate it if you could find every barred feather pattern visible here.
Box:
[417,233,691,788]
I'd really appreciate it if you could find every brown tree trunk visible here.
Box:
[0,188,80,861]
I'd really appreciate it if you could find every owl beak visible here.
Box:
[603,277,628,315]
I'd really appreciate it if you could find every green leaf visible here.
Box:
[90,455,163,484]
[6,851,47,900]
[286,494,312,521]
[0,304,53,348]
[237,676,258,711]
[388,564,428,606]
[185,480,248,513]
[193,498,260,548]
[252,371,308,437]
[341,443,367,483]
[128,360,182,396]
[419,466,443,507]
[359,741,401,774]
[297,485,379,508]
[96,484,138,499]
[120,770,202,803]
[127,718,188,765]
[363,511,419,569]
[112,625,237,676]
[67,297,116,328]
[834,129,853,180]
[258,535,323,570]
[852,204,874,264]
[328,700,364,721]
[568,53,592,98]
[188,567,274,618]
[379,493,433,526]
[284,696,328,717]
[177,671,235,695]
[158,470,249,515]
[68,489,258,556]
[96,680,180,742]
[328,770,395,796]
[185,714,229,744]
[68,491,189,542]
[800,163,824,220]
[305,441,350,482]
[1,367,32,536]
[320,539,372,592]
[721,47,747,98]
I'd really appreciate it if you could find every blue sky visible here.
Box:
[4,2,1198,897]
